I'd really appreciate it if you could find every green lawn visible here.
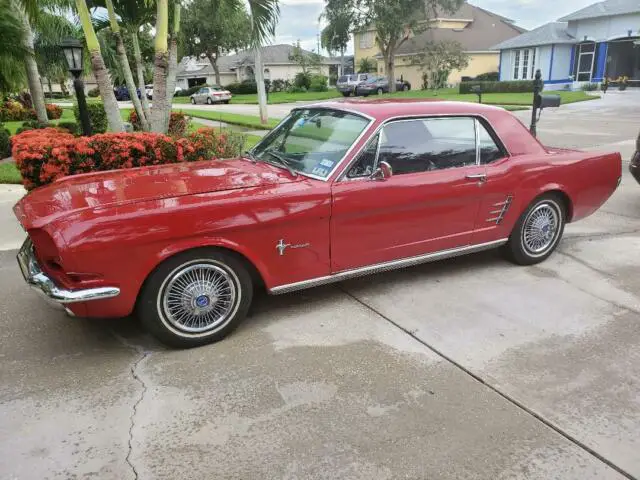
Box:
[3,108,76,136]
[172,88,595,106]
[176,109,281,130]
[0,163,21,184]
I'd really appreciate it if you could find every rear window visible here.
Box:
[338,75,353,83]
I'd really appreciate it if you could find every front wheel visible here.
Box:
[190,97,196,104]
[377,88,383,95]
[506,194,565,265]
[137,248,253,348]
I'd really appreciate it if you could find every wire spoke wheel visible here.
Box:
[160,262,238,334]
[521,202,560,256]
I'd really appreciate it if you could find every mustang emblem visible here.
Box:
[276,239,310,256]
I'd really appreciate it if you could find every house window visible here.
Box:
[359,31,374,49]
[522,49,529,79]
[512,48,536,80]
[531,48,536,77]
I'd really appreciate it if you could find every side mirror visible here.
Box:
[370,160,393,181]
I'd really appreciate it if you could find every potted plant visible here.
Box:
[618,75,628,91]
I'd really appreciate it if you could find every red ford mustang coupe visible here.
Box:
[14,100,622,347]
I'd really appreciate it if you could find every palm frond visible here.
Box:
[246,0,279,47]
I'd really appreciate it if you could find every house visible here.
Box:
[353,2,525,88]
[176,44,340,89]
[493,0,640,89]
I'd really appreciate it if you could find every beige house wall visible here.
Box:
[375,51,499,88]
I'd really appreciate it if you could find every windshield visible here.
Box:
[252,108,370,179]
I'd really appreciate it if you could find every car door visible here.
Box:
[330,116,487,272]
[469,119,517,246]
[194,87,204,103]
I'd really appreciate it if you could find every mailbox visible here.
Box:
[470,85,482,103]
[540,94,561,109]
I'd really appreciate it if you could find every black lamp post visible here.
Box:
[60,38,92,136]
[530,69,543,137]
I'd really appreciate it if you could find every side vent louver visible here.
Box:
[486,195,513,225]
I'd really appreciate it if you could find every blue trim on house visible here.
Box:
[569,45,576,77]
[548,44,555,80]
[498,51,502,81]
[593,42,608,81]
[543,79,572,84]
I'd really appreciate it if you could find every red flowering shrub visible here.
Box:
[12,127,247,190]
[128,110,190,137]
[45,103,63,120]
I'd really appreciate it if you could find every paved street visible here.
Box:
[2,92,639,479]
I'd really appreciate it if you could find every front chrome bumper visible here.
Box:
[16,238,120,304]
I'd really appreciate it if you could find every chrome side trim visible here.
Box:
[269,238,508,294]
[17,238,120,304]
[486,195,513,225]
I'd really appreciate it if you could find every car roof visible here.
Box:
[298,99,508,121]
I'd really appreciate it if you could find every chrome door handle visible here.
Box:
[466,173,487,182]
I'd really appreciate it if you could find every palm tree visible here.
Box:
[149,0,170,132]
[76,0,124,131]
[0,0,28,94]
[104,0,149,130]
[11,0,48,122]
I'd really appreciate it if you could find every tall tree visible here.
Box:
[12,0,48,122]
[34,11,77,97]
[0,0,28,94]
[182,0,251,86]
[76,0,124,131]
[105,0,149,130]
[411,40,468,89]
[149,0,169,132]
[288,40,321,75]
[355,0,463,92]
[320,0,353,76]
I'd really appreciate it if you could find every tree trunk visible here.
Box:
[76,0,123,132]
[16,4,47,122]
[47,78,53,95]
[636,129,640,154]
[90,51,125,132]
[115,31,149,130]
[163,3,180,132]
[208,53,221,86]
[385,47,396,93]
[132,31,151,122]
[254,47,268,124]
[106,0,148,130]
[164,35,178,132]
[150,0,169,132]
[340,47,344,77]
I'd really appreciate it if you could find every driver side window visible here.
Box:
[347,133,380,178]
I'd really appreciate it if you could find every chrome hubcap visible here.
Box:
[522,203,559,255]
[161,263,237,333]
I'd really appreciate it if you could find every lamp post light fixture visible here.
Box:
[60,37,92,136]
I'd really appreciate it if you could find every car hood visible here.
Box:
[14,158,298,230]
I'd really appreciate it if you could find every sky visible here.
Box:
[273,0,599,56]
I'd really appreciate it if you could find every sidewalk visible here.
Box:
[0,184,25,251]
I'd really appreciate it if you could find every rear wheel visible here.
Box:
[223,100,230,104]
[403,84,410,91]
[206,97,213,105]
[137,248,253,348]
[377,88,383,95]
[341,91,351,97]
[506,194,565,265]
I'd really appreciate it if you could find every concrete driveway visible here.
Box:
[2,92,639,479]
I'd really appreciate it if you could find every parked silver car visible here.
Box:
[336,73,371,97]
[190,86,232,105]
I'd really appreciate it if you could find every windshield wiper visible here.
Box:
[264,149,298,177]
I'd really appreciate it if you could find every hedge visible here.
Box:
[0,100,63,121]
[459,80,535,94]
[74,102,107,133]
[0,125,10,158]
[226,80,258,95]
[12,127,247,190]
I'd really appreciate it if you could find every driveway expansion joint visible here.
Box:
[339,285,638,480]
[112,332,151,480]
